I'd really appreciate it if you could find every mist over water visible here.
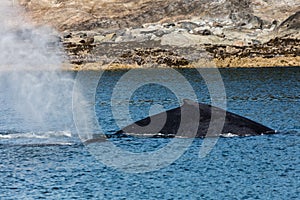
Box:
[0,2,74,134]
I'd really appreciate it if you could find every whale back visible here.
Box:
[116,99,275,138]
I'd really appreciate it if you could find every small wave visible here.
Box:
[0,130,72,140]
[0,130,78,147]
[0,142,76,147]
[123,132,176,138]
[220,133,240,138]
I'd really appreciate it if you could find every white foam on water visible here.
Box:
[220,132,240,138]
[0,130,72,139]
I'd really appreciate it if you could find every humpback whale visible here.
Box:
[114,99,275,138]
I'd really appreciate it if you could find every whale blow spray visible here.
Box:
[0,1,74,133]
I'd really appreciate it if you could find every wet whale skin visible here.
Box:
[116,99,275,138]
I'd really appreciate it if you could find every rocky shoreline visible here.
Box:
[19,0,300,70]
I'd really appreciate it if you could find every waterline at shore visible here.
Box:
[65,57,300,71]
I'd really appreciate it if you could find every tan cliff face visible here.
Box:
[18,0,300,31]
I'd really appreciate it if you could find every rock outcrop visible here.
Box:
[18,0,300,69]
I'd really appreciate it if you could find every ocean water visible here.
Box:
[0,67,299,199]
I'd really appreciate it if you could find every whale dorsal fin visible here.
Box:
[183,99,197,106]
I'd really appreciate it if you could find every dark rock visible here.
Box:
[178,21,199,31]
[63,33,72,39]
[80,33,87,38]
[154,29,168,37]
[86,37,95,44]
[163,23,176,28]
[116,48,190,67]
[194,29,213,36]
[213,21,223,28]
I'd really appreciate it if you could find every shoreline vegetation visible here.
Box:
[65,56,300,71]
[19,0,300,70]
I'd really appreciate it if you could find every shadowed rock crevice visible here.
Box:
[277,11,300,32]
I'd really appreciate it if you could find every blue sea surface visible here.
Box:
[0,67,299,199]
